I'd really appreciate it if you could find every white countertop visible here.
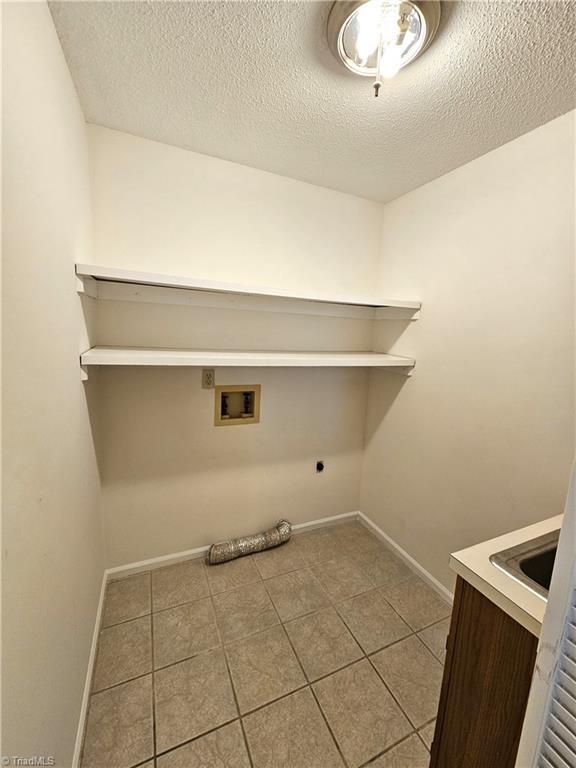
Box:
[450,515,563,637]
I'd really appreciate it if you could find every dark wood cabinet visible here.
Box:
[430,576,538,768]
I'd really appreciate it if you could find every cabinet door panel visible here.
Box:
[430,577,538,768]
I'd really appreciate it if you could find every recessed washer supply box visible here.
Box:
[214,385,261,426]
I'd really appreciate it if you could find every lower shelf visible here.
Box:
[80,346,415,369]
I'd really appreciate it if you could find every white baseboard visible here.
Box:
[106,511,360,579]
[103,509,452,602]
[72,570,107,768]
[106,544,211,579]
[357,511,454,604]
[292,511,358,534]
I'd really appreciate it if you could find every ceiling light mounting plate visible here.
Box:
[327,0,441,81]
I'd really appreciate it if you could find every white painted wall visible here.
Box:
[2,4,104,765]
[361,112,575,589]
[99,366,367,566]
[87,126,382,566]
[88,125,384,298]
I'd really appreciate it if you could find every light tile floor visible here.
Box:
[81,522,451,768]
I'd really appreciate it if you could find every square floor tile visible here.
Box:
[225,625,306,714]
[355,548,414,589]
[156,721,250,768]
[93,616,152,692]
[331,523,382,554]
[296,529,341,564]
[81,675,153,768]
[313,659,411,767]
[418,617,450,663]
[154,648,237,752]
[336,588,411,655]
[370,734,431,767]
[151,559,209,612]
[213,581,279,644]
[311,557,373,602]
[380,573,451,631]
[419,720,436,750]
[243,687,344,768]
[102,573,151,628]
[153,597,220,668]
[371,635,444,728]
[206,556,261,595]
[265,569,329,622]
[284,607,362,681]
[252,538,308,579]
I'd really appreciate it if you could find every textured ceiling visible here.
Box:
[50,1,576,202]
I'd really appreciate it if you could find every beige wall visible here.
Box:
[87,127,383,566]
[99,366,367,566]
[2,3,104,764]
[88,125,384,298]
[88,115,575,575]
[361,112,575,588]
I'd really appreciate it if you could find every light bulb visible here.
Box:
[354,2,382,64]
[336,0,428,85]
[379,44,402,78]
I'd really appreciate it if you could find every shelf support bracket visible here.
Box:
[377,365,415,377]
[374,307,420,321]
[76,275,98,299]
[79,350,94,381]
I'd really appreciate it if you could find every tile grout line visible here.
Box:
[86,634,441,732]
[261,564,333,624]
[240,681,310,718]
[99,578,449,635]
[357,730,426,767]
[263,581,351,768]
[300,627,432,762]
[417,730,432,753]
[92,556,448,692]
[100,610,153,631]
[96,572,154,768]
[253,538,442,760]
[102,524,449,627]
[149,571,158,763]
[88,524,445,765]
[153,559,240,759]
[129,757,159,768]
[78,579,110,768]
[366,652,427,734]
[153,715,239,762]
[91,593,446,692]
[256,527,451,631]
[308,683,352,768]
[206,586,255,768]
[89,669,154,696]
[265,565,436,766]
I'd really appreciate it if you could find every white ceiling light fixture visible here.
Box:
[327,0,441,96]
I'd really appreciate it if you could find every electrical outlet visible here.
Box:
[202,368,215,389]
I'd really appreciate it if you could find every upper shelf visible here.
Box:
[75,263,421,313]
[80,347,415,370]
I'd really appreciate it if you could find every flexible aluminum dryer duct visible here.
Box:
[207,520,292,565]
